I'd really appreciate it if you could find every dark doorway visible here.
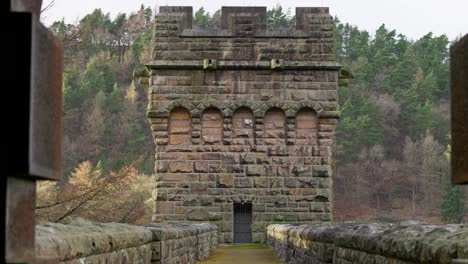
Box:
[233,202,252,243]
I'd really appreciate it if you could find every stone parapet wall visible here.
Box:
[144,223,218,263]
[267,222,468,264]
[35,220,218,264]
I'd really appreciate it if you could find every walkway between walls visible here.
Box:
[198,244,283,264]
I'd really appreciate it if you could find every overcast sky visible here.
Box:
[42,0,467,41]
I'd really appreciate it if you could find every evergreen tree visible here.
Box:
[128,120,146,158]
[391,46,418,91]
[80,57,116,99]
[441,182,465,223]
[413,100,434,140]
[194,7,210,26]
[267,5,293,27]
[441,145,465,223]
[63,66,82,112]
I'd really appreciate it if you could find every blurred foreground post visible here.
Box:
[451,34,468,184]
[4,0,62,263]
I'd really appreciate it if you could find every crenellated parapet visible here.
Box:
[148,6,337,64]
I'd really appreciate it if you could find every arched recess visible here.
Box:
[232,107,255,145]
[264,108,286,145]
[169,107,192,145]
[295,108,318,145]
[201,107,223,145]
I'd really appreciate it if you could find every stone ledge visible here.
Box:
[146,60,341,70]
[267,221,468,264]
[35,220,153,261]
[35,220,218,264]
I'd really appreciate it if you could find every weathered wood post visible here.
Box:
[451,34,468,184]
[4,0,62,263]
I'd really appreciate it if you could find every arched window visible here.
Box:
[264,108,286,145]
[201,108,223,145]
[232,107,254,145]
[169,107,191,145]
[295,108,318,145]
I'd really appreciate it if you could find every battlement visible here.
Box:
[151,6,336,65]
[155,6,333,37]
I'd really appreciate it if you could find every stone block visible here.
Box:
[157,162,168,173]
[221,222,233,232]
[270,178,284,188]
[235,178,252,188]
[252,233,265,243]
[240,153,256,164]
[169,162,193,173]
[246,165,265,176]
[222,233,233,243]
[200,196,214,206]
[277,166,290,177]
[208,212,223,221]
[254,177,269,188]
[156,202,175,214]
[191,183,208,194]
[312,165,331,177]
[200,174,215,182]
[186,208,210,221]
[218,174,234,188]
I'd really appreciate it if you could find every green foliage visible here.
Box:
[337,90,384,160]
[109,13,127,35]
[441,182,465,223]
[335,17,450,166]
[131,27,152,65]
[390,47,418,91]
[80,57,116,98]
[192,6,294,28]
[79,9,113,55]
[53,5,156,175]
[266,5,294,27]
[128,120,146,157]
[194,7,210,26]
[413,100,434,140]
[105,83,123,113]
[63,66,81,113]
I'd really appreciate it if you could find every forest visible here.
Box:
[35,5,466,224]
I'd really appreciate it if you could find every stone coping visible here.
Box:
[35,220,218,261]
[36,220,153,261]
[267,221,468,263]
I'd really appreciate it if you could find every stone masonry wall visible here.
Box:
[267,222,468,264]
[146,6,340,243]
[35,220,218,264]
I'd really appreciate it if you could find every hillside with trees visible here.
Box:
[36,5,466,224]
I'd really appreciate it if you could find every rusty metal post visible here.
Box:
[4,0,62,263]
[451,34,468,184]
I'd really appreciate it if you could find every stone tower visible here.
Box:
[146,6,340,243]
